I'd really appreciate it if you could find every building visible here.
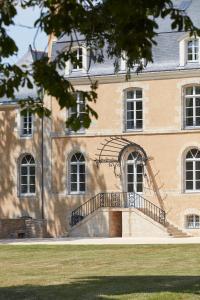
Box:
[0,0,200,238]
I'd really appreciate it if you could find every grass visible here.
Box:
[0,244,200,299]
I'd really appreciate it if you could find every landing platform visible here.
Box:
[1,237,200,245]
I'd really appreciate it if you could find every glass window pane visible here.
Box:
[80,183,85,192]
[127,165,134,173]
[21,185,28,194]
[30,176,35,184]
[136,111,142,119]
[186,118,193,126]
[186,87,193,95]
[186,108,193,117]
[71,165,77,172]
[137,165,143,173]
[79,173,85,182]
[186,98,193,107]
[21,166,27,175]
[128,174,134,182]
[21,176,27,184]
[71,183,77,192]
[71,174,77,182]
[137,174,143,183]
[127,121,134,129]
[136,90,142,98]
[196,181,200,190]
[79,164,85,173]
[136,101,142,110]
[136,120,143,128]
[30,185,35,193]
[196,118,200,126]
[186,181,193,190]
[196,108,200,116]
[128,184,133,192]
[186,171,193,180]
[127,91,134,99]
[195,86,200,95]
[196,161,200,169]
[196,171,200,180]
[30,167,35,175]
[137,184,143,193]
[127,111,134,120]
[186,161,193,170]
[127,102,134,110]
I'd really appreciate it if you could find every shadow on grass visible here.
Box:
[0,276,200,300]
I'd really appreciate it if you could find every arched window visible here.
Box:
[70,152,85,193]
[186,215,200,229]
[20,154,36,195]
[126,151,143,193]
[185,148,200,192]
[184,86,200,128]
[125,89,143,131]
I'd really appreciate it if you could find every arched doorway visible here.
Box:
[126,151,144,194]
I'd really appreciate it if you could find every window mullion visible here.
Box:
[134,100,136,129]
[193,160,196,191]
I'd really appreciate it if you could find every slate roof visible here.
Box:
[51,0,200,78]
[0,46,47,104]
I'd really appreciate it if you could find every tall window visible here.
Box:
[185,148,200,192]
[126,151,143,193]
[187,39,199,62]
[70,152,85,194]
[186,215,200,229]
[184,86,200,128]
[69,93,85,132]
[72,47,83,70]
[20,154,36,195]
[21,111,33,136]
[125,89,143,131]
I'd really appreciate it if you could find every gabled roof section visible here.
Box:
[0,46,47,105]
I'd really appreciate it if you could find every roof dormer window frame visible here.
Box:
[65,44,88,76]
[179,34,200,67]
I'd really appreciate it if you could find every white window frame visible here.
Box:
[126,151,144,194]
[20,110,33,138]
[185,148,200,193]
[125,89,143,132]
[65,45,88,75]
[19,154,36,196]
[179,36,200,66]
[69,152,86,195]
[71,47,83,71]
[186,214,200,229]
[67,92,85,134]
[187,39,199,63]
[183,86,200,129]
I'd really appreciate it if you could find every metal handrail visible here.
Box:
[70,192,166,227]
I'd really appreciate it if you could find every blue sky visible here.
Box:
[7,5,48,63]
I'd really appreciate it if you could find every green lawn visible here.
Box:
[0,244,200,299]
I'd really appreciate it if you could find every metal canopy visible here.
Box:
[95,136,148,165]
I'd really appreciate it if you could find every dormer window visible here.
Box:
[179,35,200,66]
[187,39,199,62]
[72,47,83,70]
[65,45,88,76]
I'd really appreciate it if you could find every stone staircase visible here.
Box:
[165,222,190,238]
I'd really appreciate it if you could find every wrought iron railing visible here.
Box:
[70,192,166,227]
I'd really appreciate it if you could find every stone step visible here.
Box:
[165,222,190,238]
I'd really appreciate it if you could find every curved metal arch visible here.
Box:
[95,136,148,164]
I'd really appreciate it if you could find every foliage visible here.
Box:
[0,0,200,130]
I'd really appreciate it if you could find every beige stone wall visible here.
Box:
[45,75,200,236]
[1,74,200,237]
[0,106,43,220]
